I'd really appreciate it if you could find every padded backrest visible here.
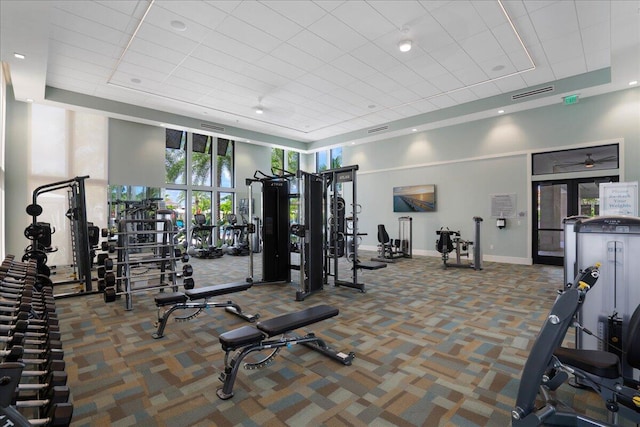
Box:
[625,303,640,369]
[377,224,390,244]
[194,213,206,226]
[436,229,454,253]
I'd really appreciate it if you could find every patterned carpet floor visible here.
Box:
[54,252,616,426]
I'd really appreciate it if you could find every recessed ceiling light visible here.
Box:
[255,107,264,114]
[351,142,356,145]
[131,78,141,84]
[412,128,417,132]
[25,98,34,103]
[630,80,638,86]
[14,52,25,59]
[368,104,376,109]
[492,65,505,71]
[498,109,505,114]
[170,20,187,31]
[160,123,167,127]
[398,40,412,53]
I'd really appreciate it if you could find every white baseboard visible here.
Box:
[359,245,532,265]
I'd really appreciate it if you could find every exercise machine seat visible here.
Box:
[219,325,265,351]
[377,224,390,245]
[553,347,620,379]
[436,229,454,253]
[554,303,640,379]
[257,304,338,337]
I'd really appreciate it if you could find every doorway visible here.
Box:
[532,176,618,265]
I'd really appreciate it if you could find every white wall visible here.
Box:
[345,87,640,264]
[108,119,165,186]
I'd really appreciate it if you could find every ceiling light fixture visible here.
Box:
[630,80,638,86]
[14,52,25,59]
[398,39,412,53]
[584,154,595,168]
[412,128,417,132]
[170,20,187,31]
[25,98,34,103]
[498,109,505,114]
[255,107,264,115]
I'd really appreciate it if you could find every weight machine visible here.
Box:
[25,175,97,296]
[322,165,386,293]
[435,217,483,270]
[372,216,413,263]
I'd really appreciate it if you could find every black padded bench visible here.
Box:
[216,304,354,399]
[355,261,387,270]
[152,281,258,339]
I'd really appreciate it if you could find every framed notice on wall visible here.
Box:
[599,182,638,216]
[491,193,517,218]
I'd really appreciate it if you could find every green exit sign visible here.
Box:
[564,94,579,105]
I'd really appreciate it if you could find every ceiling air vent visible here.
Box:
[511,85,555,101]
[201,123,225,132]
[367,125,389,134]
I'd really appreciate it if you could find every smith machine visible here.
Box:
[245,165,384,300]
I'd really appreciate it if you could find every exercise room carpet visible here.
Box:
[55,253,614,426]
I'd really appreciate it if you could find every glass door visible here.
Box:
[534,182,568,265]
[533,176,618,265]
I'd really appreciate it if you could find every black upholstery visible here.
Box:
[356,261,387,270]
[219,326,265,351]
[377,224,390,245]
[554,303,640,379]
[185,282,252,299]
[554,347,621,379]
[436,229,454,254]
[154,292,188,306]
[257,305,338,337]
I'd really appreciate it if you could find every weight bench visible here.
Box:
[152,281,259,339]
[355,261,387,270]
[216,304,355,399]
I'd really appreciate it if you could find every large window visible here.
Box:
[271,148,300,175]
[164,130,235,247]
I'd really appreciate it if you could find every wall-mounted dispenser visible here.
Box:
[496,218,506,229]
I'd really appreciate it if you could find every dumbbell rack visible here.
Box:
[0,255,73,426]
[112,219,180,311]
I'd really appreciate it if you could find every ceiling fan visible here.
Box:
[557,153,618,169]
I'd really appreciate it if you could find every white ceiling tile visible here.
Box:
[308,14,368,52]
[200,32,266,63]
[313,64,358,87]
[471,0,508,28]
[405,54,448,79]
[232,1,303,41]
[371,1,430,31]
[144,6,212,44]
[460,30,506,64]
[451,64,488,86]
[270,44,324,72]
[412,15,454,53]
[581,22,611,54]
[50,25,121,58]
[584,48,610,71]
[448,88,479,104]
[492,74,528,93]
[430,0,488,41]
[528,1,580,42]
[154,1,228,29]
[331,54,378,79]
[551,57,588,80]
[491,22,531,60]
[389,104,421,116]
[294,74,339,95]
[350,42,401,73]
[331,1,397,40]
[135,23,199,54]
[575,0,610,28]
[386,64,425,87]
[373,108,406,122]
[468,82,501,98]
[48,56,110,81]
[114,60,169,83]
[203,1,242,14]
[406,80,441,98]
[429,73,465,92]
[263,1,327,27]
[521,65,556,86]
[283,81,325,99]
[500,0,528,18]
[127,38,185,65]
[478,55,518,78]
[216,16,282,53]
[314,1,347,13]
[255,55,307,80]
[522,1,559,14]
[170,66,221,91]
[410,98,438,113]
[387,86,422,103]
[95,0,142,17]
[430,44,476,73]
[362,71,403,93]
[427,94,457,108]
[120,49,181,76]
[541,31,583,64]
[287,30,344,62]
[53,2,132,33]
[49,40,117,69]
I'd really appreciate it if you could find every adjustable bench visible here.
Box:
[152,281,258,339]
[216,304,355,399]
